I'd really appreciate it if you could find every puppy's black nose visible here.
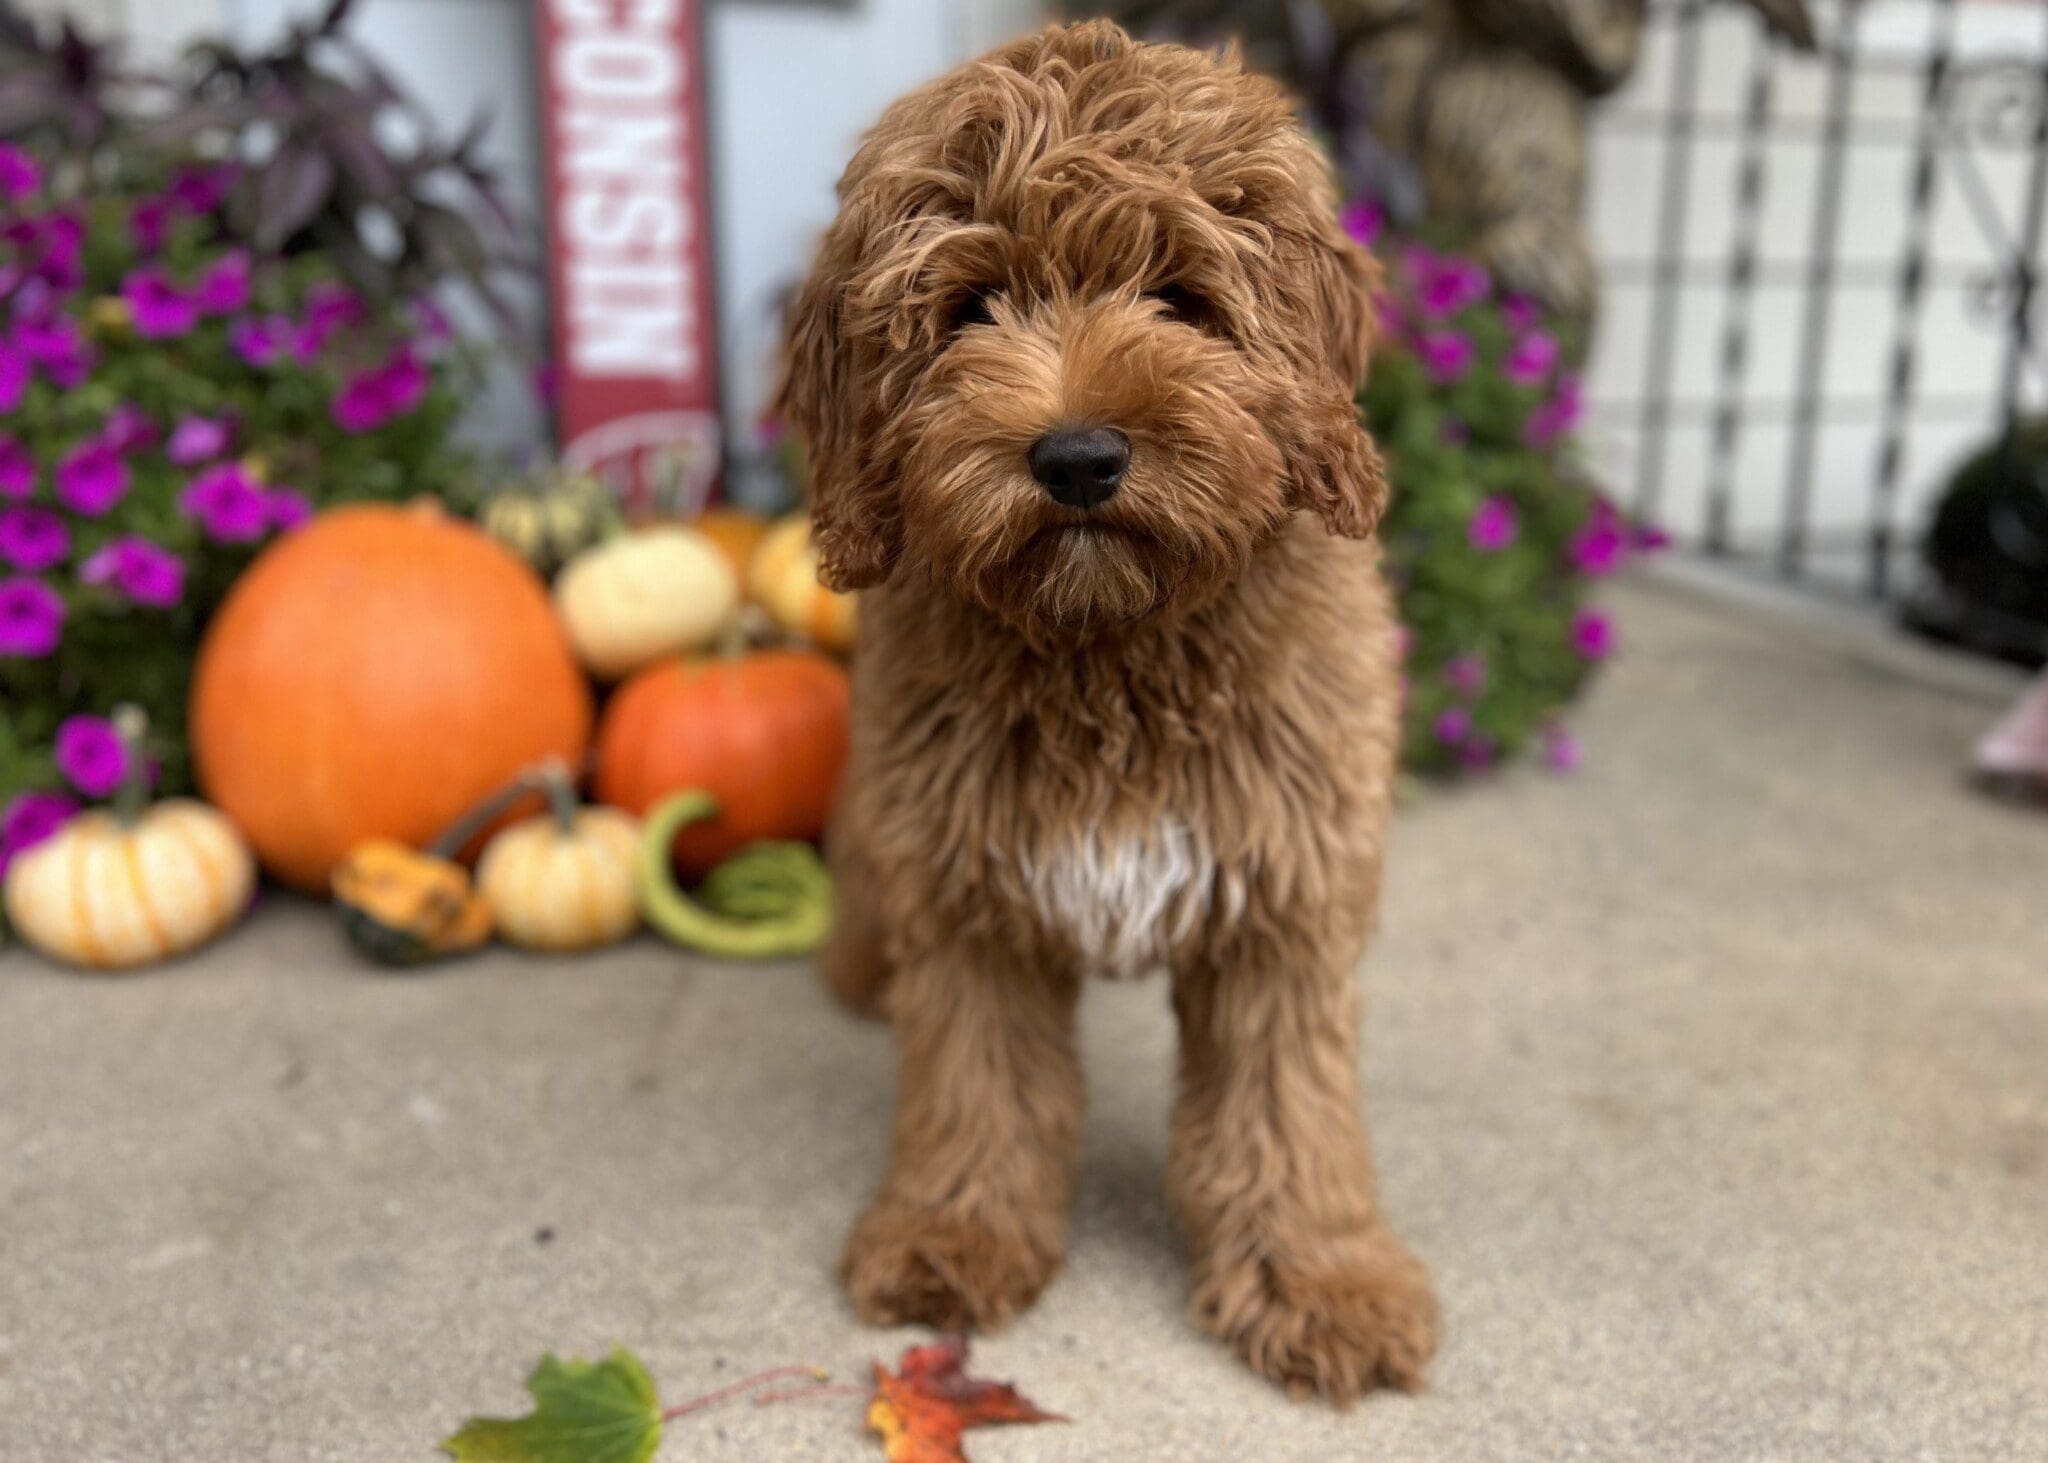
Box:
[1028,427,1130,510]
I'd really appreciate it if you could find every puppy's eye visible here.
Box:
[951,291,997,332]
[1149,284,1219,332]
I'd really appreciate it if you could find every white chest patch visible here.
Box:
[1012,819,1222,975]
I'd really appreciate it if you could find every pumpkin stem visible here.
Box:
[425,767,550,860]
[110,704,150,827]
[720,603,776,658]
[536,756,580,836]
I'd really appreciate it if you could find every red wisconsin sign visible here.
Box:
[533,0,722,515]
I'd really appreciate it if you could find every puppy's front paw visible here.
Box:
[1193,1234,1438,1404]
[840,1203,1059,1331]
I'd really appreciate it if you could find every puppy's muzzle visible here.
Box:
[1028,426,1130,511]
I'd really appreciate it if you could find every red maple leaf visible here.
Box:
[865,1335,1065,1462]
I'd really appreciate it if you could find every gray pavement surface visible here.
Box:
[3,578,2046,1460]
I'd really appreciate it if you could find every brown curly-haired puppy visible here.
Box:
[777,19,1437,1404]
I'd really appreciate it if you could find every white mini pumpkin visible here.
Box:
[554,526,738,680]
[476,765,640,951]
[5,713,255,972]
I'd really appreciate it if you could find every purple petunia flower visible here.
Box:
[178,463,271,542]
[0,435,31,500]
[130,194,175,253]
[1411,250,1490,318]
[1433,706,1474,746]
[1456,733,1497,772]
[54,714,128,798]
[1542,724,1584,774]
[169,163,237,215]
[332,347,429,433]
[81,535,186,608]
[266,487,313,532]
[1571,608,1615,661]
[290,323,330,367]
[0,506,68,572]
[1439,417,1471,447]
[101,403,157,454]
[196,250,251,314]
[34,211,83,291]
[0,143,39,202]
[1634,522,1673,553]
[1468,495,1520,553]
[166,414,232,465]
[3,213,81,297]
[54,440,130,517]
[1340,198,1385,250]
[1504,330,1560,387]
[14,313,92,387]
[1500,294,1543,334]
[230,314,292,367]
[0,340,27,414]
[303,281,366,333]
[1,789,78,875]
[1523,374,1585,448]
[1417,330,1475,385]
[1570,522,1627,576]
[1443,653,1487,696]
[0,575,64,657]
[293,284,367,364]
[122,266,201,340]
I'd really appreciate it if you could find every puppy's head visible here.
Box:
[779,20,1386,635]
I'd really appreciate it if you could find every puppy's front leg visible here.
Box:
[841,941,1082,1330]
[1170,931,1438,1403]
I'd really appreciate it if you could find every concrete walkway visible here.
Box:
[4,579,2045,1460]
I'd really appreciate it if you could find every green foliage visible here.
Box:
[442,1349,663,1463]
[1361,234,1653,775]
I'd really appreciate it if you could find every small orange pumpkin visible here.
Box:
[594,650,850,877]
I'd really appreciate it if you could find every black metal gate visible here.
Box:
[1597,0,2048,606]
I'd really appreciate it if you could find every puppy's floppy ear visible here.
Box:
[1309,226,1379,392]
[1286,388,1391,540]
[775,268,900,590]
[1281,231,1390,539]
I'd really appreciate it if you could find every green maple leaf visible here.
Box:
[443,1348,663,1463]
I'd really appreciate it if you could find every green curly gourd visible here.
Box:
[636,793,833,958]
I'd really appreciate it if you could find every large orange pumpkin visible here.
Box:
[595,650,850,876]
[190,503,593,892]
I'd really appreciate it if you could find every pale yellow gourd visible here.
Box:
[4,710,255,971]
[476,764,640,951]
[748,516,856,653]
[554,525,738,680]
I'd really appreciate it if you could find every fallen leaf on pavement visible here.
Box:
[866,1335,1065,1462]
[443,1349,662,1463]
[443,1350,836,1462]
